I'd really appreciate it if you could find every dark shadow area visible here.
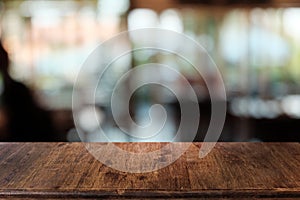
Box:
[0,41,56,141]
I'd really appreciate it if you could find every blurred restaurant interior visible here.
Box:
[0,0,299,142]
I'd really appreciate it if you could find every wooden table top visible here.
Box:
[0,142,299,199]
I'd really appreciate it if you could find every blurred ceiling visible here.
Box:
[130,0,300,12]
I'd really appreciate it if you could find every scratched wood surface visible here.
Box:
[0,142,299,199]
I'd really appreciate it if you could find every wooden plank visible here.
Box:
[0,143,299,199]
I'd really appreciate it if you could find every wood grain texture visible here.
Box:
[0,142,299,199]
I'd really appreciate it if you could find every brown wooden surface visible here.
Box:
[0,142,299,199]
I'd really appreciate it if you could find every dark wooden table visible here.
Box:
[0,143,299,199]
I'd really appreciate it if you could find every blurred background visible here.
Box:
[0,0,299,142]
